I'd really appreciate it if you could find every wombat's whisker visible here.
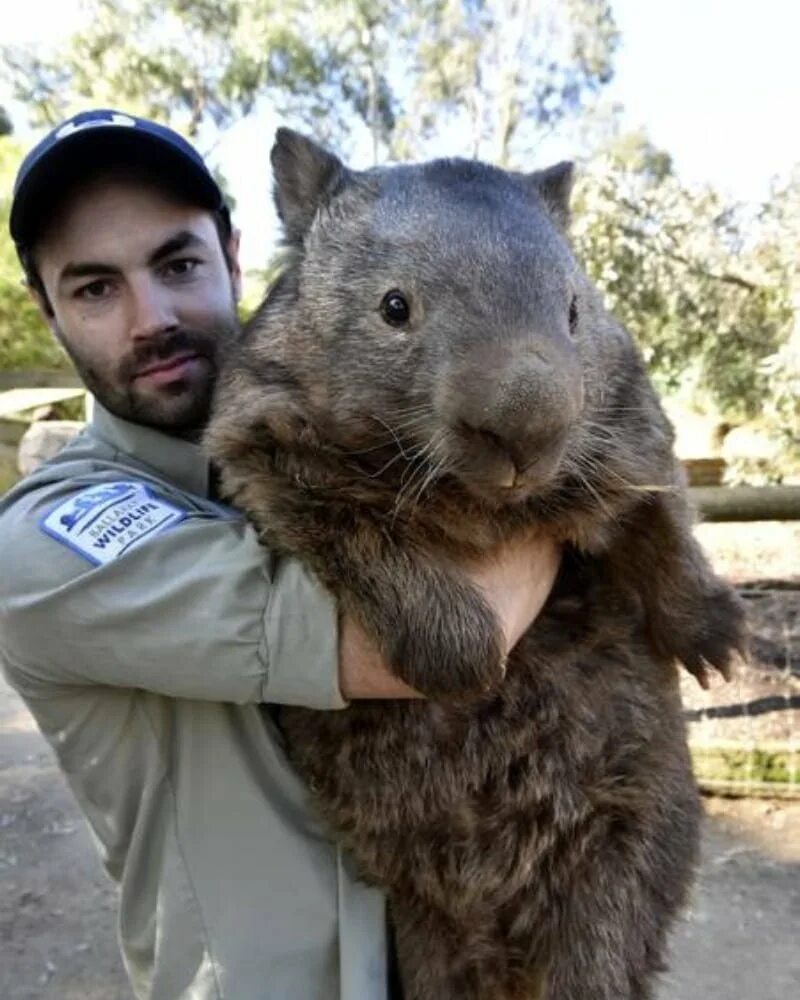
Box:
[363,449,412,480]
[602,468,677,494]
[391,432,447,520]
[574,454,635,498]
[579,417,619,432]
[571,467,618,523]
[382,414,437,436]
[365,413,438,455]
[575,422,621,445]
[392,458,425,521]
[573,448,679,497]
[367,415,417,459]
[344,438,404,457]
[410,462,446,514]
[592,402,656,415]
[390,403,436,420]
[406,437,450,513]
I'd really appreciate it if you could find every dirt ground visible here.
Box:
[1,522,798,999]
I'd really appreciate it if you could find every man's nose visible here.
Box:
[128,278,179,341]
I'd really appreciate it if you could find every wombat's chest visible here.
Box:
[278,626,679,840]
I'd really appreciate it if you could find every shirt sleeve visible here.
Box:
[0,477,347,710]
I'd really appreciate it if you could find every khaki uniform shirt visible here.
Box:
[0,404,388,1000]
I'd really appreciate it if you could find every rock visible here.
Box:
[17,420,85,476]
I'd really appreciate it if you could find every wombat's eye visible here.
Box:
[380,290,411,327]
[568,295,579,337]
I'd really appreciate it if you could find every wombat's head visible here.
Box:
[220,130,665,509]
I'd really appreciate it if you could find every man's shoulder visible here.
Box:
[0,431,197,590]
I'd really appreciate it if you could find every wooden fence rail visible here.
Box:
[689,486,800,522]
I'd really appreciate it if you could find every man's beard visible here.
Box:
[58,317,242,437]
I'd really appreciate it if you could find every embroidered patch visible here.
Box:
[40,481,188,566]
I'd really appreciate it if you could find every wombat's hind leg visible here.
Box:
[606,490,746,686]
[391,900,547,1000]
[541,807,698,1000]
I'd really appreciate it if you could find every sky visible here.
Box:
[3,0,800,272]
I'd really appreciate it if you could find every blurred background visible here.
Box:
[0,2,798,999]
[1,0,798,487]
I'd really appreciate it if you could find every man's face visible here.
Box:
[35,177,243,436]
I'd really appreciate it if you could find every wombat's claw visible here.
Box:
[694,664,711,690]
[685,645,737,688]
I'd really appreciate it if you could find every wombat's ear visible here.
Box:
[271,128,350,244]
[526,161,574,229]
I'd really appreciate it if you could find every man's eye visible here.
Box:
[163,258,200,278]
[75,280,111,300]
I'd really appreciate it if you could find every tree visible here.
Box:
[754,166,800,464]
[1,1,335,139]
[391,0,618,164]
[1,0,618,164]
[0,136,69,370]
[571,132,794,426]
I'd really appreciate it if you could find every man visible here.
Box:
[0,109,561,999]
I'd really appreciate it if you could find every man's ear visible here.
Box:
[270,128,350,245]
[226,228,243,302]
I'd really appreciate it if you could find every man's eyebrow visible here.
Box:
[59,261,120,285]
[147,230,207,266]
[57,230,209,289]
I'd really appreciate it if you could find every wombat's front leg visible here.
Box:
[325,536,506,698]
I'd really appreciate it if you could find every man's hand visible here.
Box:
[464,532,562,658]
[338,534,561,700]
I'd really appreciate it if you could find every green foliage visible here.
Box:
[1,0,618,163]
[0,448,20,493]
[571,133,795,425]
[754,168,800,464]
[2,0,365,142]
[0,137,68,370]
[691,746,800,789]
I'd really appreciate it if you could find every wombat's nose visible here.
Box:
[456,417,565,478]
[448,350,583,484]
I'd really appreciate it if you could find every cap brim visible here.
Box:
[11,126,224,248]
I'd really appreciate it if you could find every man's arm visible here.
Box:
[0,475,348,708]
[1,475,559,706]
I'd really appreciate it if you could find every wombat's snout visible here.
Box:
[443,344,583,496]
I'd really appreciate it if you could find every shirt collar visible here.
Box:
[90,402,211,497]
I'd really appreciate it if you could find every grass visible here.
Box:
[0,450,19,494]
[691,744,800,795]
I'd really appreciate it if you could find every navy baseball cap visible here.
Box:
[10,108,228,250]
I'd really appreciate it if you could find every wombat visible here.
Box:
[205,130,745,1000]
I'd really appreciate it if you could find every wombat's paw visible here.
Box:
[659,583,747,688]
[388,586,506,699]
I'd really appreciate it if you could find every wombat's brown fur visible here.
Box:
[205,130,745,1000]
